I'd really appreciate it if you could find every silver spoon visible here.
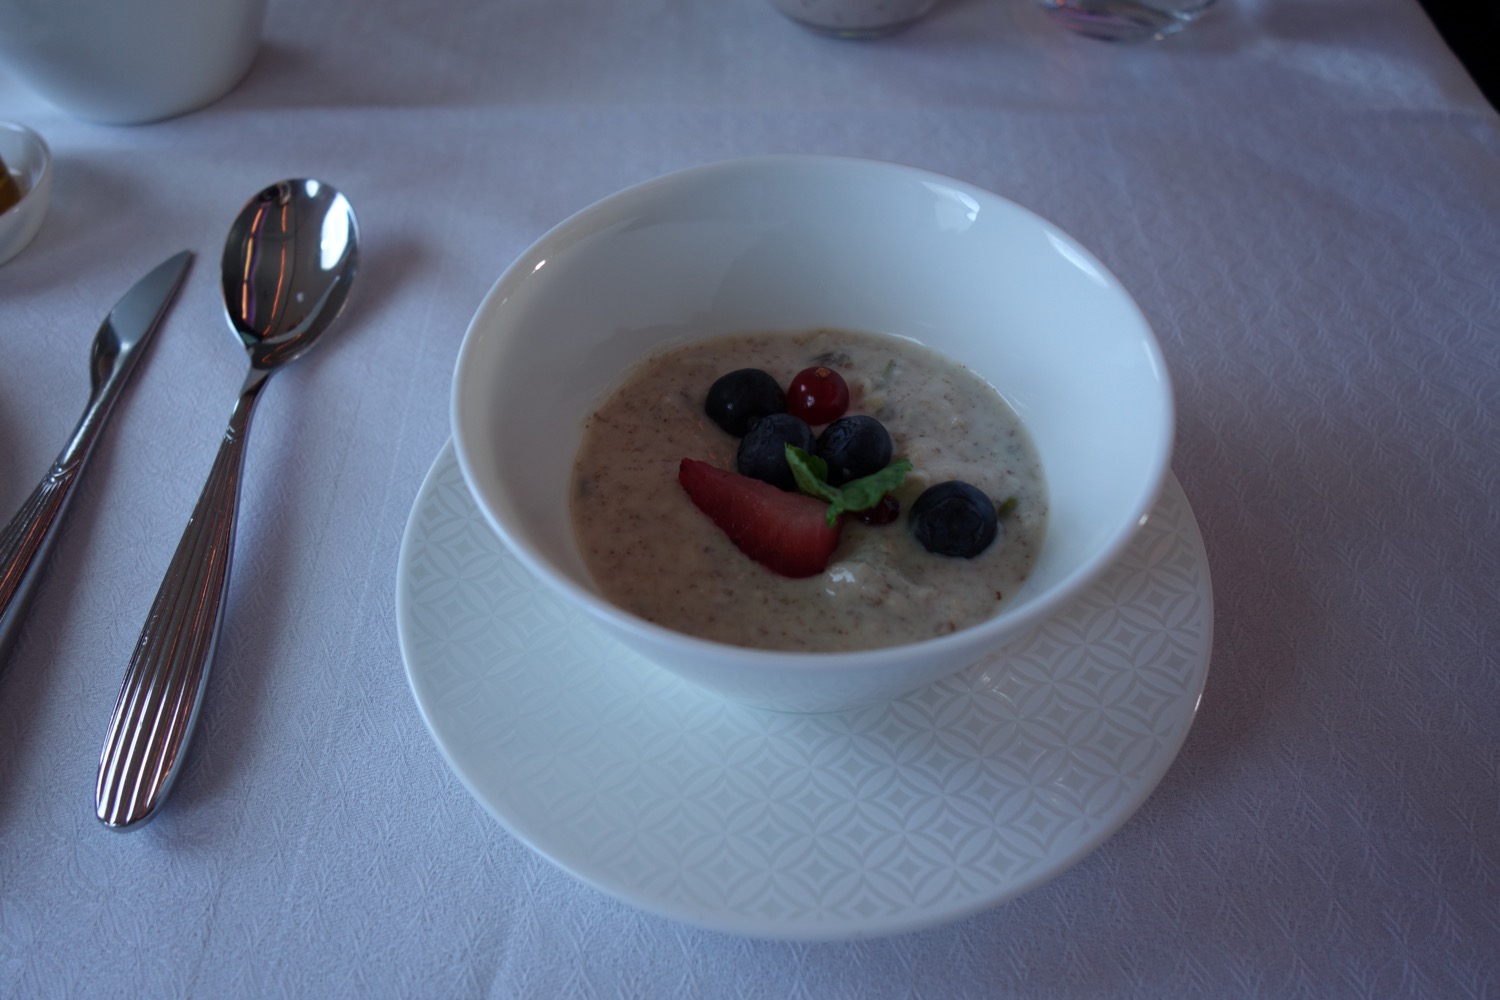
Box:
[95,180,359,829]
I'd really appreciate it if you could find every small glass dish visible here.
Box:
[0,121,53,265]
[1034,0,1217,42]
[767,0,938,38]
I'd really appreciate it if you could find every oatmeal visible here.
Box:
[570,328,1048,652]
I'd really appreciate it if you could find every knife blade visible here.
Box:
[0,250,193,666]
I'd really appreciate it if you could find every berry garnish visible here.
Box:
[705,368,786,437]
[786,366,850,425]
[854,495,901,526]
[815,415,893,487]
[785,446,911,527]
[908,481,999,558]
[736,413,814,491]
[678,459,841,578]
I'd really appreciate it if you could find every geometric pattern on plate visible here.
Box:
[398,442,1212,940]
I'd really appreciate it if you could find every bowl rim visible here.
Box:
[451,153,1175,671]
[0,120,52,215]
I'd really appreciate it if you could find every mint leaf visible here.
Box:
[785,445,912,528]
[786,447,838,503]
[835,461,911,516]
[997,495,1018,519]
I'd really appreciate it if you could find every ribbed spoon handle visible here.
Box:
[95,377,263,829]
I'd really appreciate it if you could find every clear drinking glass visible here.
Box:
[1035,0,1217,42]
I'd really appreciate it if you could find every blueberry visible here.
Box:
[736,413,814,491]
[908,481,999,558]
[815,415,893,486]
[706,369,786,437]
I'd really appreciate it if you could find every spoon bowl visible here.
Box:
[224,179,358,367]
[96,179,358,829]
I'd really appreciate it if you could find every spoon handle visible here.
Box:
[95,376,266,829]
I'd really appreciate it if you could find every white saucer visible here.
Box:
[397,441,1213,940]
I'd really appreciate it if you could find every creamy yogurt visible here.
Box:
[570,328,1048,652]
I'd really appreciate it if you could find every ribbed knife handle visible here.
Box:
[0,463,81,661]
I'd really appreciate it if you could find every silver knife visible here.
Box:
[0,251,193,665]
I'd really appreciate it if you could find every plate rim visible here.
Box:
[397,439,1214,940]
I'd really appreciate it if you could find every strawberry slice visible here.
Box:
[678,458,841,579]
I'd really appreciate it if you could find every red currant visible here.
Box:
[786,366,850,425]
[854,495,901,526]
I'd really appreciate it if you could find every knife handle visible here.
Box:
[95,376,264,829]
[0,459,83,663]
[0,365,130,666]
[0,252,192,668]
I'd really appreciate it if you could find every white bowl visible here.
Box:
[0,121,52,265]
[452,156,1173,713]
[0,0,266,124]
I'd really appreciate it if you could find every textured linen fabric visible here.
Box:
[1,0,1497,996]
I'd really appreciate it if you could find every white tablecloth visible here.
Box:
[2,0,1497,995]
